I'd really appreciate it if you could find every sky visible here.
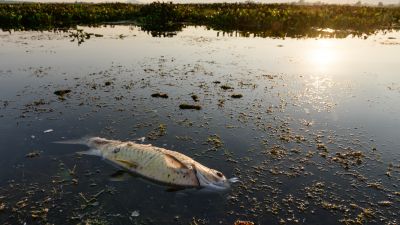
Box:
[4,0,400,4]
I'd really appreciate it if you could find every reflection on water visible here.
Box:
[302,75,335,112]
[308,40,338,72]
[0,26,399,225]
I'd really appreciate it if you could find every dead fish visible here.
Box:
[55,137,238,190]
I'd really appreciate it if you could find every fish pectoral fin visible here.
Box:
[115,159,138,169]
[109,170,133,182]
[164,153,188,169]
[192,164,200,187]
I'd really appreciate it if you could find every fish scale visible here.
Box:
[99,141,200,187]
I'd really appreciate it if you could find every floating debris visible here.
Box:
[25,151,41,158]
[217,99,225,107]
[191,94,199,102]
[54,89,71,96]
[231,94,243,99]
[220,85,233,90]
[331,149,364,168]
[81,218,108,225]
[137,137,146,142]
[54,89,71,100]
[264,74,275,79]
[234,220,255,225]
[131,210,140,217]
[151,93,169,98]
[0,202,5,211]
[268,145,286,159]
[30,99,47,106]
[367,182,384,190]
[31,207,49,220]
[43,129,54,133]
[207,134,223,148]
[71,178,78,185]
[179,104,201,110]
[316,143,327,151]
[321,201,340,210]
[377,201,393,206]
[147,124,167,140]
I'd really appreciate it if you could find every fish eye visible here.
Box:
[216,172,223,178]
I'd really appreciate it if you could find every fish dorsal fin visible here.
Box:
[164,153,188,169]
[115,159,138,169]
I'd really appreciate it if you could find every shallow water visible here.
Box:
[0,26,399,224]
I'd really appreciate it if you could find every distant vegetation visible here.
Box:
[1,2,400,37]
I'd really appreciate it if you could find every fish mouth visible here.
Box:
[228,177,239,184]
[194,169,232,190]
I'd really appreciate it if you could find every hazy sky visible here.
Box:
[9,0,400,4]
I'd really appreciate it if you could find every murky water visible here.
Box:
[0,26,399,225]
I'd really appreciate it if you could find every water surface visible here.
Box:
[0,26,399,224]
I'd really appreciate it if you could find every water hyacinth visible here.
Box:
[1,2,400,38]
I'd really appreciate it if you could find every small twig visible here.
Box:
[92,189,105,199]
[79,192,90,203]
[68,164,77,176]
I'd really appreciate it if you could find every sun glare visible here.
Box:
[308,39,338,72]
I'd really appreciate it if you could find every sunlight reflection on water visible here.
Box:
[307,40,338,73]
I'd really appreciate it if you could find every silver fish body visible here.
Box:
[60,137,233,190]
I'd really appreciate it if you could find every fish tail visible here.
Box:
[54,136,103,157]
[77,149,102,157]
[53,136,93,146]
